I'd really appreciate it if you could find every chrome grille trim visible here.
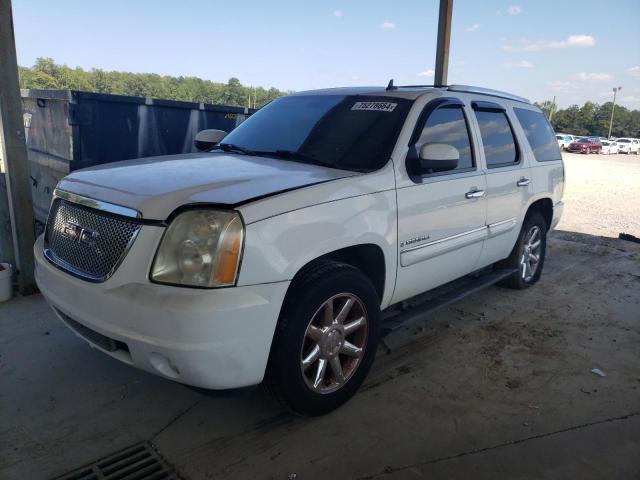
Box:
[44,196,142,282]
[53,189,142,219]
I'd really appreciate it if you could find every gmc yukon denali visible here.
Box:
[35,84,564,415]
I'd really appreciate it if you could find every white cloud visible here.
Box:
[550,80,573,92]
[621,95,640,105]
[381,21,396,29]
[503,34,596,52]
[572,72,611,81]
[627,66,640,79]
[505,60,533,68]
[507,5,522,15]
[417,70,435,77]
[550,71,614,95]
[464,23,480,32]
[333,10,343,18]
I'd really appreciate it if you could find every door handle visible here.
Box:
[465,189,485,199]
[517,178,531,187]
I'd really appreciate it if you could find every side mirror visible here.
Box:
[195,129,228,151]
[416,143,459,173]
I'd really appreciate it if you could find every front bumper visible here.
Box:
[34,231,290,389]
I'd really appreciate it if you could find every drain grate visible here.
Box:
[54,442,180,480]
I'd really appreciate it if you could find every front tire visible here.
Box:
[498,211,547,289]
[266,260,380,416]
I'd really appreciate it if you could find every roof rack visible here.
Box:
[395,84,440,89]
[447,85,530,104]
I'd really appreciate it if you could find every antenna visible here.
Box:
[386,79,396,91]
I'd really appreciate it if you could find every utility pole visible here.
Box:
[549,95,556,123]
[608,86,622,140]
[434,0,453,87]
[0,0,37,295]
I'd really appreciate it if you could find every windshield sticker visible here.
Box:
[351,101,397,112]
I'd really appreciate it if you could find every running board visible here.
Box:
[380,268,516,335]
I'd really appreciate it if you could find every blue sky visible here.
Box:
[12,0,640,108]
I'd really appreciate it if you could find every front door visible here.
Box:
[393,98,487,304]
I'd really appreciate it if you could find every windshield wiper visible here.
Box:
[213,145,342,170]
[258,149,336,169]
[211,143,257,155]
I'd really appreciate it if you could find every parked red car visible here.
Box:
[567,137,602,154]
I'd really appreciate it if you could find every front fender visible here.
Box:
[237,191,398,308]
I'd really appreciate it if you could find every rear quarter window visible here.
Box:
[513,108,562,162]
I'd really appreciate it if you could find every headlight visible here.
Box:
[151,210,244,287]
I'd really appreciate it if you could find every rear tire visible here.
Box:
[265,260,380,416]
[498,211,547,290]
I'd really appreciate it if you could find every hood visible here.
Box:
[57,152,355,220]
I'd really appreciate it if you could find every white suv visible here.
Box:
[616,138,640,154]
[35,85,564,415]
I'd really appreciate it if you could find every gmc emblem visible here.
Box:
[61,221,99,247]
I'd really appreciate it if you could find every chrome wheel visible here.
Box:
[300,293,368,394]
[520,225,542,282]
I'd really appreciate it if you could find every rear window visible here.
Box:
[514,108,562,162]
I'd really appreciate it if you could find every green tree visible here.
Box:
[18,58,290,108]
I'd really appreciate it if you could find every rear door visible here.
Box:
[469,100,532,268]
[393,97,487,303]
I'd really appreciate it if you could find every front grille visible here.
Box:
[44,198,141,282]
[57,309,129,354]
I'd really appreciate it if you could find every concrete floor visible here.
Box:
[1,231,639,479]
[2,153,640,479]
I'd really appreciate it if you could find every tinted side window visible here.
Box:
[474,110,518,167]
[513,108,561,162]
[416,106,474,172]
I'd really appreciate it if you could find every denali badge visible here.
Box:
[61,221,99,247]
[400,235,430,248]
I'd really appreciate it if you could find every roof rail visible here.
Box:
[395,84,440,89]
[447,85,530,104]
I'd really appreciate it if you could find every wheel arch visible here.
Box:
[525,197,553,230]
[289,244,387,304]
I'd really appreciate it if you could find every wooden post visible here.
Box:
[434,0,453,87]
[0,0,37,295]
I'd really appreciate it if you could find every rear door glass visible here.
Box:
[474,110,518,167]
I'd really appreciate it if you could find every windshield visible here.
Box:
[218,95,413,172]
[578,138,589,143]
[556,135,563,140]
[618,139,630,143]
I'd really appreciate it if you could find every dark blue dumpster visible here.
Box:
[21,89,254,223]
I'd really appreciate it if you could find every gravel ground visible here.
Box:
[557,152,640,238]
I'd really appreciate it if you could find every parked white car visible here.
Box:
[616,138,640,154]
[555,134,574,150]
[35,85,564,415]
[601,140,619,154]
